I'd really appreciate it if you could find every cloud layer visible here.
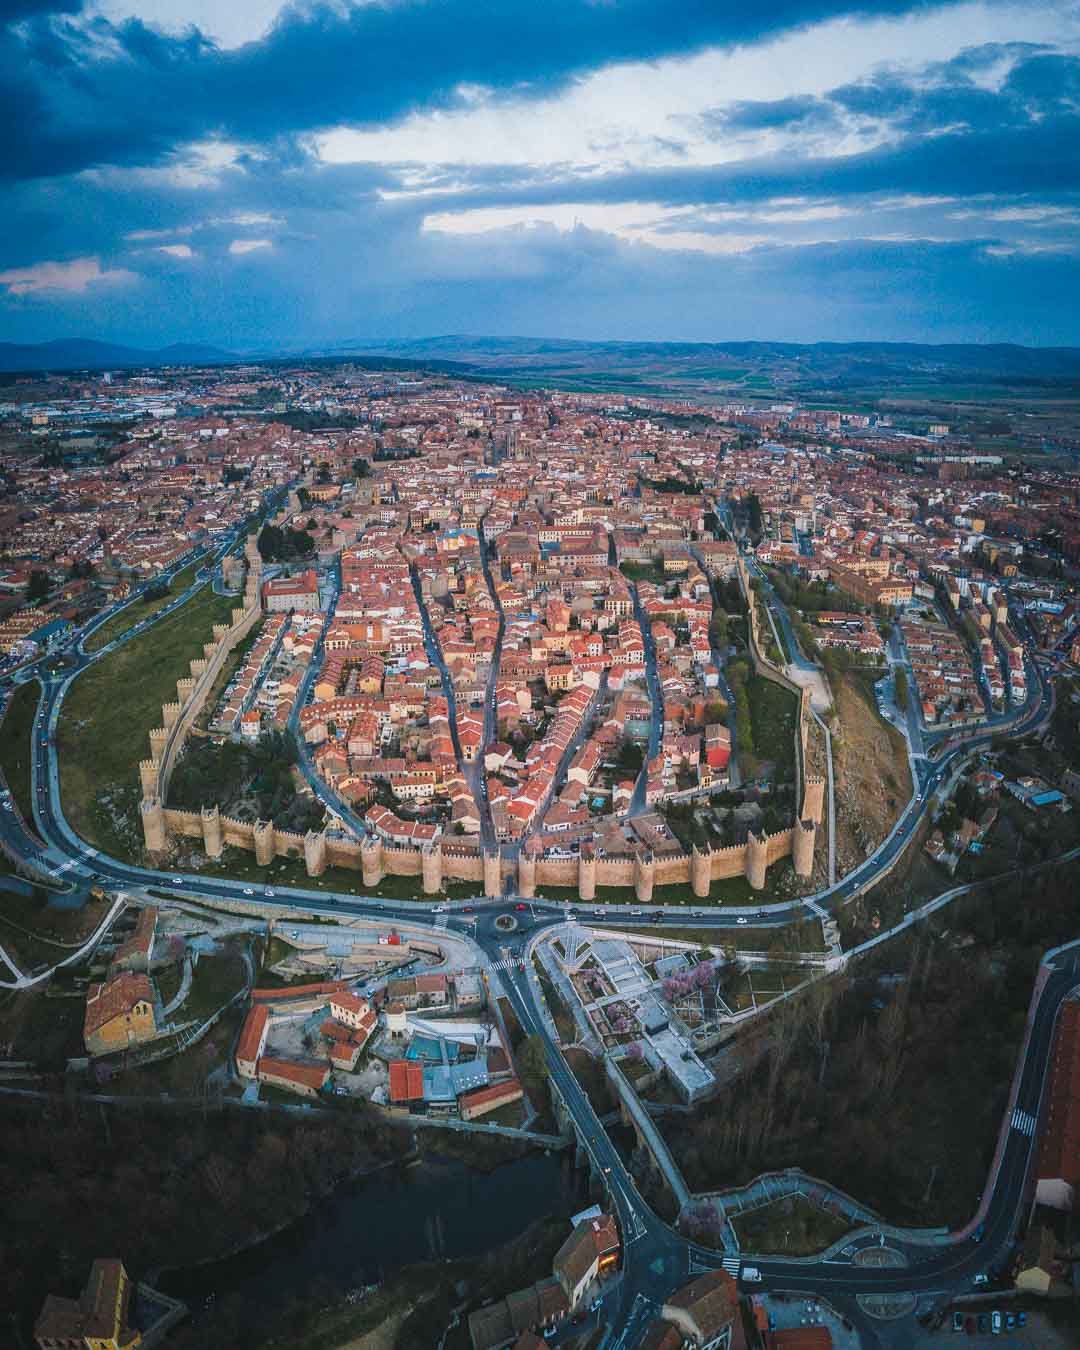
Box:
[1,0,1078,347]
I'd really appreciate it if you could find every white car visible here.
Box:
[431,903,448,913]
[736,916,748,925]
[243,887,254,895]
[172,876,183,885]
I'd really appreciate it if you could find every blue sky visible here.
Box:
[1,0,1079,349]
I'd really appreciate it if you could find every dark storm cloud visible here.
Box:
[1,0,967,181]
[700,95,840,135]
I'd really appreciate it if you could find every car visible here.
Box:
[1017,1312,1026,1327]
[264,887,275,897]
[243,887,254,895]
[172,877,183,885]
[991,1312,1002,1334]
[977,1314,988,1334]
[757,909,768,918]
[736,916,748,925]
[515,902,527,911]
[1005,1313,1016,1330]
[431,904,448,913]
[462,905,474,914]
[589,1299,602,1313]
[952,1312,965,1332]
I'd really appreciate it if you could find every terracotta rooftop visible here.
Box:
[663,1269,738,1338]
[34,1258,136,1345]
[237,1003,270,1065]
[389,1060,424,1102]
[1039,1000,1080,1185]
[84,971,154,1039]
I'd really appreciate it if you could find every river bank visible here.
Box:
[159,1148,588,1350]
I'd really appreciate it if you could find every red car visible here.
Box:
[515,902,528,911]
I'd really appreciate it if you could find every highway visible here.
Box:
[0,517,1070,1344]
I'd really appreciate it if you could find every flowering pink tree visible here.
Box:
[693,960,715,990]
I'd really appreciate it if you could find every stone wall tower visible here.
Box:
[745,831,767,890]
[483,847,502,899]
[634,850,656,904]
[141,797,167,853]
[422,841,443,895]
[517,846,537,899]
[578,845,597,902]
[361,836,385,889]
[200,804,223,859]
[254,819,275,867]
[304,829,327,877]
[690,845,712,899]
[792,818,816,878]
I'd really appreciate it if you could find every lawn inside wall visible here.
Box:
[83,558,203,653]
[58,583,240,858]
[746,674,799,783]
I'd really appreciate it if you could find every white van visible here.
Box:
[742,1267,763,1283]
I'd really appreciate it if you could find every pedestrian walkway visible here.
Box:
[489,957,525,974]
[1011,1108,1037,1137]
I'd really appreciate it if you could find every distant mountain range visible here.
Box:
[314,334,1080,403]
[4,334,1080,402]
[0,338,235,373]
[341,334,1080,371]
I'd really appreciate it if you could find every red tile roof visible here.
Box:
[84,972,154,1038]
[252,978,354,1003]
[237,1003,270,1066]
[258,1056,330,1092]
[389,1060,424,1102]
[1039,1000,1080,1185]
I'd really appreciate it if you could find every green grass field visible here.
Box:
[58,582,238,858]
[747,674,798,781]
[731,1193,851,1256]
[0,679,39,826]
[83,559,203,653]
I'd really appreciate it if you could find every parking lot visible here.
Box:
[912,1306,1072,1348]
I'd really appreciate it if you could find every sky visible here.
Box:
[1,0,1079,350]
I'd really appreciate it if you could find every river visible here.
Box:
[162,1147,587,1327]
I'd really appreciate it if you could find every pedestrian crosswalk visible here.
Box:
[489,958,525,974]
[721,1257,742,1277]
[1011,1108,1037,1137]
